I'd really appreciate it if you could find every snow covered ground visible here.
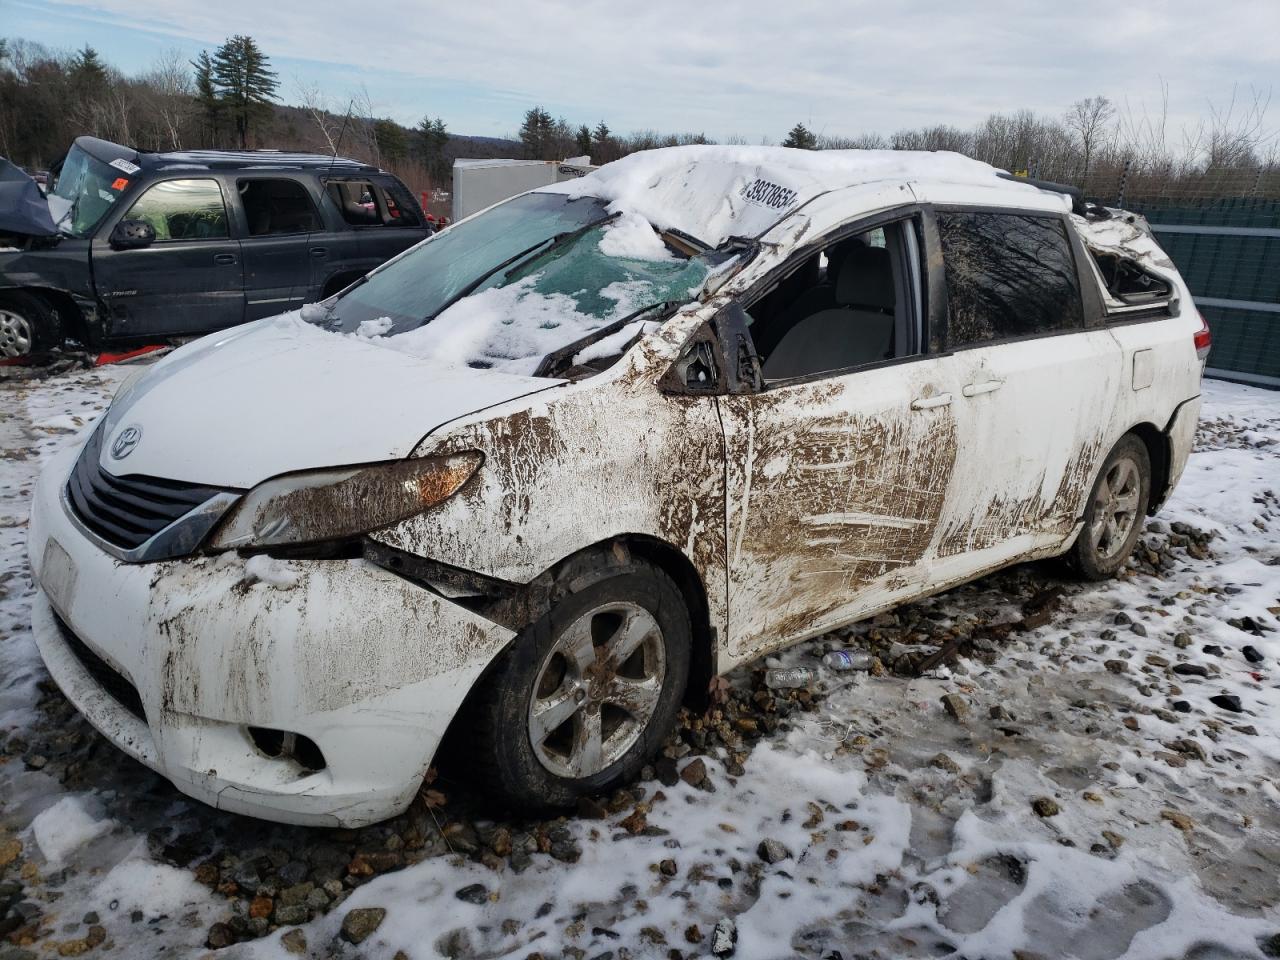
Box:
[1,367,1277,960]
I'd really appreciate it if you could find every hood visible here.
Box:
[99,314,556,488]
[0,157,58,238]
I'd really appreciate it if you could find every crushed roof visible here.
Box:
[541,144,1043,246]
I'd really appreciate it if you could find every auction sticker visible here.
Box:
[109,158,141,175]
[740,178,798,210]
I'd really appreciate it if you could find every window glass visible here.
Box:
[1090,250,1171,305]
[238,178,321,236]
[49,145,125,238]
[327,180,382,227]
[124,179,228,241]
[377,181,421,226]
[937,212,1083,347]
[745,219,919,381]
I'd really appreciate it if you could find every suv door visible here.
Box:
[716,211,969,662]
[232,175,326,321]
[91,177,244,337]
[925,207,1122,578]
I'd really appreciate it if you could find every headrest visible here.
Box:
[835,244,895,309]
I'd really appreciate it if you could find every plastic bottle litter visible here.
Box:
[764,666,817,689]
[822,650,875,671]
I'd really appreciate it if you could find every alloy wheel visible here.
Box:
[527,601,666,779]
[1089,454,1142,561]
[0,308,32,359]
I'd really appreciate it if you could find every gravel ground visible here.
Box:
[1,366,1277,960]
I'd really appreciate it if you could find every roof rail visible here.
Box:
[996,172,1087,216]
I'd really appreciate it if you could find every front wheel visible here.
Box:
[0,291,63,360]
[1070,434,1151,580]
[468,557,691,810]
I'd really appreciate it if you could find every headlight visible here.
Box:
[208,453,482,551]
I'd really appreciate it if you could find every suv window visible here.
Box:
[1090,250,1172,306]
[238,178,321,236]
[327,179,420,227]
[937,211,1083,348]
[123,179,229,241]
[744,218,922,382]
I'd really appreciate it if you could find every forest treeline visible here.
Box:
[1,36,1275,202]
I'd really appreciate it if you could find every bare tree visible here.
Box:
[1065,95,1116,184]
[142,50,194,149]
[295,79,345,154]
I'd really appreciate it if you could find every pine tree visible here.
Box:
[519,106,555,160]
[210,35,279,149]
[69,46,107,90]
[575,124,592,157]
[374,119,407,162]
[782,123,817,150]
[190,51,221,146]
[416,116,449,182]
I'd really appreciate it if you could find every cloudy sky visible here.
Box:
[7,0,1279,143]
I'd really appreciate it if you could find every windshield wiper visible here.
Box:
[532,300,683,379]
[423,212,621,325]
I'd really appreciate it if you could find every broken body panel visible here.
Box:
[28,146,1203,824]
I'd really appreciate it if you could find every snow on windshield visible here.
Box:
[364,215,706,374]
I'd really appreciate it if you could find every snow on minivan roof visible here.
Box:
[539,144,1042,247]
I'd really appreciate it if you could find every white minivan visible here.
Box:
[27,146,1207,826]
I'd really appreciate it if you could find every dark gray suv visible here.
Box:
[0,136,432,359]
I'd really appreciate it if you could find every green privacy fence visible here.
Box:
[1116,196,1280,388]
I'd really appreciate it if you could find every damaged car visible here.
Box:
[27,145,1207,826]
[0,136,430,359]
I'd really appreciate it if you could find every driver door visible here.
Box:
[91,177,245,338]
[716,212,969,664]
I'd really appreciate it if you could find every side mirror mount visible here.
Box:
[659,301,763,396]
[109,219,156,250]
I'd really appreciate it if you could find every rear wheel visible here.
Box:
[0,291,62,359]
[1070,434,1151,580]
[469,558,690,809]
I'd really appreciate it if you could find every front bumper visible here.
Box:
[27,443,515,827]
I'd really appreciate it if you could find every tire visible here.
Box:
[1069,434,1152,580]
[0,291,62,359]
[469,557,691,810]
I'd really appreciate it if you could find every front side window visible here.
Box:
[238,178,321,236]
[744,218,922,382]
[312,192,727,375]
[124,179,229,241]
[937,211,1083,348]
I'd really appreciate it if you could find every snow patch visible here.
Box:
[354,316,394,338]
[30,796,114,865]
[92,856,213,919]
[243,554,300,589]
[597,211,674,261]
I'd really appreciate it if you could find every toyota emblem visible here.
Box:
[110,425,143,460]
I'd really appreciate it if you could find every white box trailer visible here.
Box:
[452,157,595,221]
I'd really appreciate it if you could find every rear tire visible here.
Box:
[0,291,63,359]
[1070,434,1151,580]
[469,558,691,810]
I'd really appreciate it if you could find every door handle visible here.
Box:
[213,253,237,265]
[910,392,953,410]
[310,247,328,259]
[962,379,1004,397]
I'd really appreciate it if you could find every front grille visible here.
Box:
[53,612,147,722]
[66,423,228,552]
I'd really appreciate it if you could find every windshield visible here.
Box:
[317,192,720,375]
[50,145,125,238]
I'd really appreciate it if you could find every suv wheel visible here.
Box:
[0,291,62,360]
[470,558,691,809]
[1070,434,1151,580]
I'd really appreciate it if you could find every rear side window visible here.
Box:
[1091,251,1172,305]
[937,212,1083,348]
[124,179,228,241]
[327,179,421,227]
[238,178,321,236]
